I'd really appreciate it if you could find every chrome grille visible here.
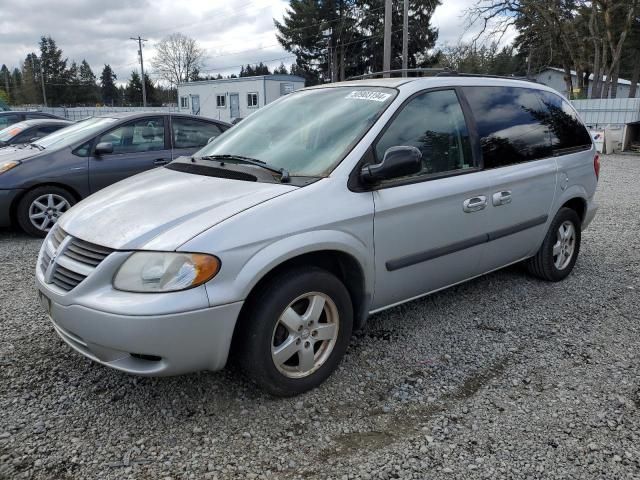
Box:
[39,226,114,292]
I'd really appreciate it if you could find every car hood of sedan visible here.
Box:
[0,145,43,160]
[58,166,298,250]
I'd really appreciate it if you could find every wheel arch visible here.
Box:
[10,182,82,223]
[229,246,371,357]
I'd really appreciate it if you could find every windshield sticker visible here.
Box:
[346,91,392,102]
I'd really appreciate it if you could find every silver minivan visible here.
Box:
[35,76,599,396]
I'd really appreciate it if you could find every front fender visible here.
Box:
[203,229,374,307]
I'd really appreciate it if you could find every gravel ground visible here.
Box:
[1,153,639,480]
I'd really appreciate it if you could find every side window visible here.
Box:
[35,125,61,138]
[97,117,165,154]
[73,141,92,157]
[462,86,552,168]
[247,92,258,108]
[25,113,48,120]
[537,91,592,152]
[0,114,21,129]
[375,89,473,179]
[173,118,222,148]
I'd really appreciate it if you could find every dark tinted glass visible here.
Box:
[98,117,165,154]
[172,118,222,148]
[463,86,552,168]
[375,89,473,178]
[537,91,592,152]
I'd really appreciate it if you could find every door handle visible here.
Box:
[463,196,487,213]
[492,190,512,206]
[154,158,169,166]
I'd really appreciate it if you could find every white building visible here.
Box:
[535,67,633,99]
[177,74,305,123]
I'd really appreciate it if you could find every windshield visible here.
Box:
[196,86,396,176]
[0,122,28,142]
[34,117,118,150]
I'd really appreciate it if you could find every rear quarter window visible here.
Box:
[462,86,553,168]
[536,91,592,153]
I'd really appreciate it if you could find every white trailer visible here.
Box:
[177,75,305,123]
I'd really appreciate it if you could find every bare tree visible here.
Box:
[151,33,206,88]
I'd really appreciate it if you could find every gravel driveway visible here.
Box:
[1,154,639,480]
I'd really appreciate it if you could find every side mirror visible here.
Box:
[360,146,422,184]
[94,142,113,156]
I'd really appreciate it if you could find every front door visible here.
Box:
[230,93,240,119]
[191,95,200,115]
[371,89,487,310]
[88,116,171,193]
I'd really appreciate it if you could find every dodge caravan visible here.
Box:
[35,76,598,396]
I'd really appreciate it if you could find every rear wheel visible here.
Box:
[237,267,353,396]
[16,186,74,237]
[526,207,581,281]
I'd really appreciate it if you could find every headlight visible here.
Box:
[0,161,19,174]
[114,252,221,293]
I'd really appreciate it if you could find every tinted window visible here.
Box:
[375,89,473,178]
[172,118,222,148]
[98,117,165,154]
[463,86,552,168]
[11,129,36,143]
[537,91,592,152]
[0,114,21,129]
[25,113,49,120]
[36,125,63,136]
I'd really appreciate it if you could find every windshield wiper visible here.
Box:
[198,154,290,183]
[29,143,45,151]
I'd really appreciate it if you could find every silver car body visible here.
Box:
[35,76,598,375]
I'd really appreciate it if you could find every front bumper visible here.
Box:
[39,298,243,375]
[0,189,22,227]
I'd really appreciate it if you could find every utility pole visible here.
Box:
[383,0,392,78]
[130,36,148,107]
[402,0,409,77]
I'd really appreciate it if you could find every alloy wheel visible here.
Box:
[271,292,340,378]
[28,193,70,232]
[553,220,576,270]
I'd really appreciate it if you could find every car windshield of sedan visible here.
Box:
[33,117,118,150]
[196,86,397,177]
[0,122,27,142]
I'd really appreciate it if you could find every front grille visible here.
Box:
[39,226,114,292]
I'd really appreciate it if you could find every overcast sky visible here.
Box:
[0,0,515,85]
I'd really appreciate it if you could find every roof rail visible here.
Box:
[347,68,453,80]
[348,69,538,83]
[440,72,539,83]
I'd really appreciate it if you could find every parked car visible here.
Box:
[0,111,64,130]
[0,112,230,236]
[0,119,73,147]
[34,76,598,396]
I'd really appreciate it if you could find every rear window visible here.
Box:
[462,86,552,168]
[537,91,592,153]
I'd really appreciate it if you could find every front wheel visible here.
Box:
[237,267,353,396]
[526,207,581,282]
[16,186,75,237]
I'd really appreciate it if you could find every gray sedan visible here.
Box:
[0,119,73,147]
[0,112,230,236]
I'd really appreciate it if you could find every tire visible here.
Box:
[237,267,353,396]
[526,207,581,282]
[16,186,75,238]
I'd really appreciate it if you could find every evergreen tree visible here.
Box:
[126,71,143,105]
[274,62,289,74]
[21,53,41,105]
[100,65,118,106]
[78,60,99,104]
[39,36,69,105]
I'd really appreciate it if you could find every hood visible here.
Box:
[59,167,297,250]
[0,145,43,160]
